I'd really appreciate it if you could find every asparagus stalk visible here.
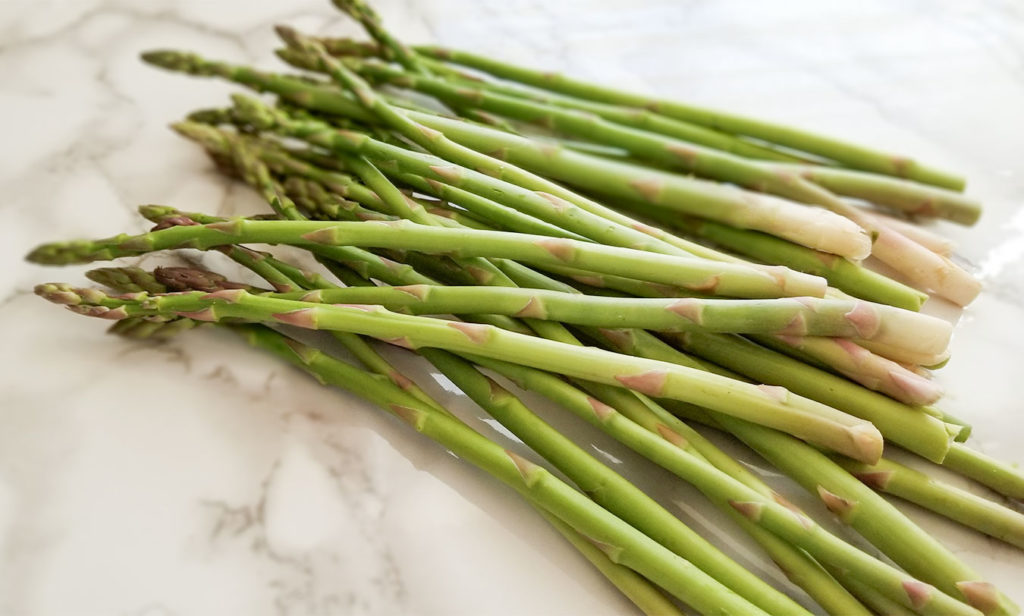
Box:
[836,456,1024,549]
[756,334,944,406]
[413,45,965,189]
[280,49,865,212]
[254,284,952,356]
[27,217,827,299]
[467,355,871,616]
[859,209,957,256]
[941,445,1024,502]
[35,284,884,463]
[141,53,873,261]
[581,326,1017,615]
[312,37,812,163]
[420,349,810,615]
[771,163,982,225]
[229,324,772,615]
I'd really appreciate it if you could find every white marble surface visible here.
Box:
[2,1,1023,614]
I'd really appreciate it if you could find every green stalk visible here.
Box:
[420,349,808,615]
[313,37,812,163]
[281,49,857,210]
[469,355,868,616]
[37,285,883,463]
[658,331,957,463]
[262,284,951,356]
[28,217,824,299]
[754,334,944,406]
[835,456,1024,549]
[414,45,965,189]
[532,508,686,616]
[941,444,1024,501]
[772,163,982,225]
[141,53,870,263]
[617,202,928,310]
[231,324,770,615]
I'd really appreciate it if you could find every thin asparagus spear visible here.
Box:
[941,445,1024,502]
[413,45,965,189]
[835,456,1024,549]
[771,163,982,225]
[27,217,825,300]
[859,208,957,256]
[279,49,862,211]
[254,284,953,357]
[533,508,686,616]
[311,37,811,163]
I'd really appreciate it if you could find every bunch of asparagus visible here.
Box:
[28,1,1024,614]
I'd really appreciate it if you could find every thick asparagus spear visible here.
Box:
[413,45,965,190]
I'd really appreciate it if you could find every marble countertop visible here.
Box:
[2,1,1023,614]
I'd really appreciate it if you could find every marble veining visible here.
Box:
[1,1,1023,614]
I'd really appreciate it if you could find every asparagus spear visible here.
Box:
[250,284,953,357]
[140,52,874,261]
[27,217,827,299]
[419,349,811,615]
[835,456,1024,549]
[279,48,863,211]
[771,163,982,225]
[756,334,944,407]
[413,45,965,189]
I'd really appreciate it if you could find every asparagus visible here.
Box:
[618,204,928,310]
[258,284,952,356]
[27,217,828,299]
[281,49,866,212]
[859,208,957,256]
[405,111,979,306]
[756,334,944,406]
[413,45,965,189]
[312,37,813,163]
[420,349,809,615]
[35,284,884,463]
[771,163,982,225]
[941,444,1024,502]
[836,456,1024,549]
[141,53,874,262]
[467,355,872,615]
[229,324,772,615]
